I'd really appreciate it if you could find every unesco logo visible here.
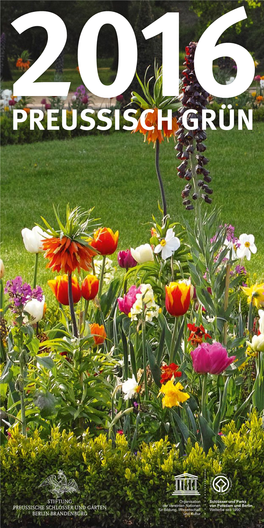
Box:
[211,474,232,494]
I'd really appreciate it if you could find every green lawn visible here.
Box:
[1,124,264,298]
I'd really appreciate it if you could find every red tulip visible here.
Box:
[48,275,81,305]
[90,228,119,256]
[81,274,99,300]
[165,280,191,317]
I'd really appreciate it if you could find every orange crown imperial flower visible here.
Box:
[48,275,81,305]
[43,236,95,274]
[41,205,97,274]
[90,227,119,256]
[90,323,107,346]
[81,274,99,301]
[133,107,178,145]
[131,64,180,145]
[165,280,192,317]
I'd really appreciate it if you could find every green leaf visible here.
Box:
[146,342,161,388]
[36,356,54,370]
[199,414,217,453]
[171,409,191,443]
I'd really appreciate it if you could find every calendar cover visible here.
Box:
[0,1,263,527]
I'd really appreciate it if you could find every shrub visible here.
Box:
[1,413,263,528]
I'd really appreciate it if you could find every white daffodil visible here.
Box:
[131,244,154,264]
[154,228,180,260]
[122,376,139,400]
[224,239,238,260]
[259,310,264,335]
[23,298,45,324]
[21,226,49,253]
[237,234,257,261]
[0,259,5,279]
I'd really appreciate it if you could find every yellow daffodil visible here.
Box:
[241,283,264,309]
[158,378,190,408]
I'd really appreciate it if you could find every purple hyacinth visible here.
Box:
[235,265,247,276]
[5,276,43,313]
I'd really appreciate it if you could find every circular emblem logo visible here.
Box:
[211,474,231,494]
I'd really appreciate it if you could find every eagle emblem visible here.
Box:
[39,470,79,498]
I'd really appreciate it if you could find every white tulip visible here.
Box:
[23,298,45,324]
[251,334,264,353]
[2,89,12,102]
[21,226,48,253]
[0,259,5,279]
[131,244,154,264]
[258,310,264,335]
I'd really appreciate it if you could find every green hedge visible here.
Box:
[1,413,264,528]
[0,113,128,146]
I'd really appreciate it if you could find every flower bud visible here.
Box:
[0,259,4,279]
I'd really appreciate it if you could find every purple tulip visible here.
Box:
[9,99,16,106]
[41,98,46,105]
[45,103,51,110]
[191,342,236,375]
[118,285,141,315]
[116,94,124,102]
[82,96,88,104]
[118,249,137,269]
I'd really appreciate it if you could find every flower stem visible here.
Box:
[169,317,178,363]
[142,319,148,401]
[68,272,78,338]
[98,255,106,298]
[124,267,128,295]
[19,356,27,436]
[170,256,174,281]
[201,373,208,418]
[223,263,231,346]
[33,253,38,289]
[0,279,3,317]
[155,139,167,218]
[190,151,202,235]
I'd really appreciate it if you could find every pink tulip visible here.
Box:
[118,285,141,315]
[254,75,261,81]
[191,342,236,375]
